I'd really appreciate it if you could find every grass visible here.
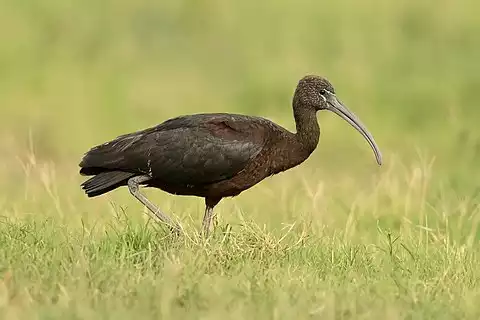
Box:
[1,208,479,319]
[0,206,479,319]
[1,152,480,319]
[1,0,480,318]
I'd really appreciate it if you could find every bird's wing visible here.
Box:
[79,114,269,186]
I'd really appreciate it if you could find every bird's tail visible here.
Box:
[81,171,135,197]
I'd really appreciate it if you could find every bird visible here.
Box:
[79,75,382,236]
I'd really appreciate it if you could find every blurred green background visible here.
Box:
[2,1,480,318]
[0,0,479,221]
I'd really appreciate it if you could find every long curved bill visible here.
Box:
[324,91,383,165]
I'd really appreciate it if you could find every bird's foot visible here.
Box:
[169,223,182,237]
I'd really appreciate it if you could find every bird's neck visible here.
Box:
[267,104,320,175]
[293,104,320,155]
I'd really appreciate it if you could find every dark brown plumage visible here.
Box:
[79,75,382,235]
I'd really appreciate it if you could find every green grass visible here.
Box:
[1,205,480,319]
[1,0,480,318]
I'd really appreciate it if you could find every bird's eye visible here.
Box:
[319,89,326,95]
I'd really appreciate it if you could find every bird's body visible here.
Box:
[80,113,315,200]
[80,76,382,235]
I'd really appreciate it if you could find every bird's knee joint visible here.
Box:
[128,181,139,194]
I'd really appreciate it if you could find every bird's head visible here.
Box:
[294,75,383,165]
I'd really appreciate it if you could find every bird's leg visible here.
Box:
[212,212,219,229]
[202,197,221,237]
[202,206,214,237]
[127,175,181,234]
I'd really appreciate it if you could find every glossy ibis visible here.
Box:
[79,75,382,236]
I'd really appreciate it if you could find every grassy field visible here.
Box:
[1,0,480,318]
